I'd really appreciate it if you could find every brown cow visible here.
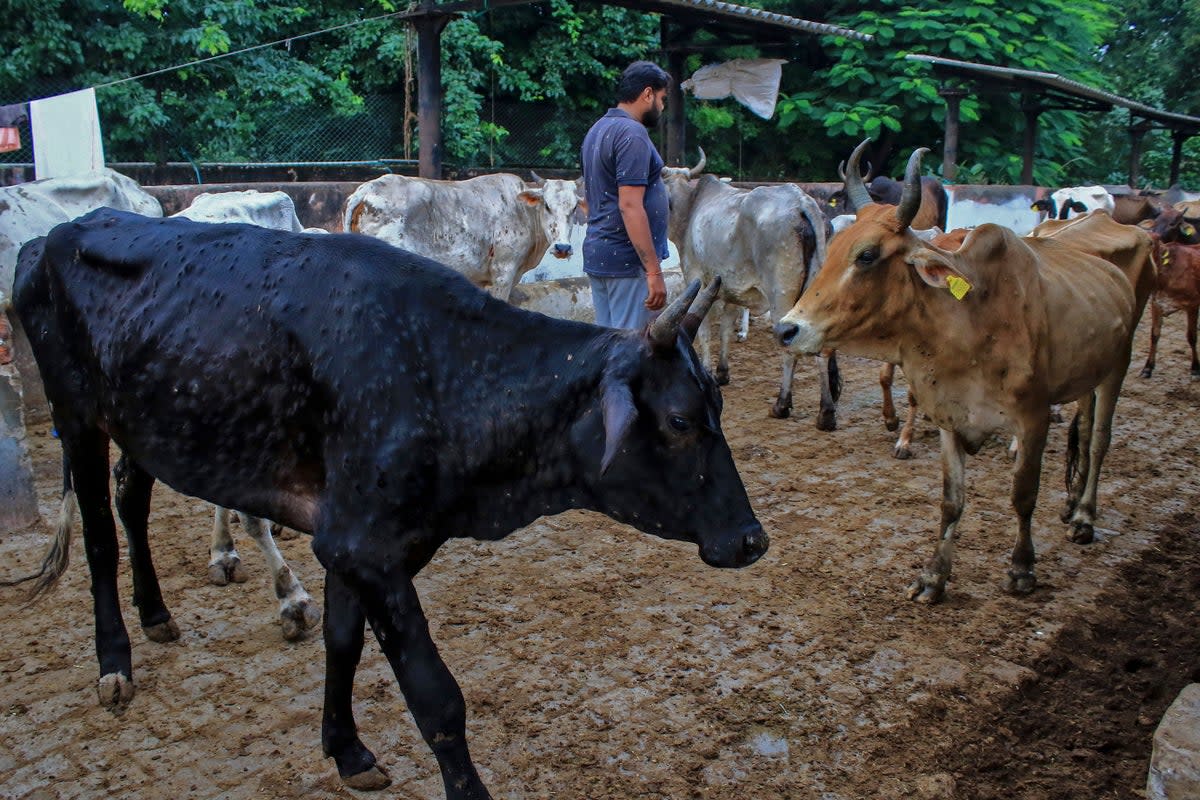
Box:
[1112,194,1167,225]
[1139,237,1200,379]
[775,141,1152,603]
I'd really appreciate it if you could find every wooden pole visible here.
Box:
[1169,130,1187,187]
[1021,103,1039,185]
[666,48,686,167]
[1129,121,1149,188]
[415,14,449,179]
[940,86,966,182]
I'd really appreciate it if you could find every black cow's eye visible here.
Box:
[857,247,879,265]
[668,414,691,432]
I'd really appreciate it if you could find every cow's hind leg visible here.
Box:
[63,427,136,707]
[1066,371,1125,544]
[209,507,250,585]
[714,301,735,385]
[814,350,839,431]
[1062,394,1095,530]
[1140,298,1162,378]
[113,455,180,643]
[1006,414,1049,595]
[1187,307,1199,379]
[320,570,391,791]
[907,429,967,603]
[238,513,321,640]
[880,363,899,432]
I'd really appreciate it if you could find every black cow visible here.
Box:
[12,208,768,800]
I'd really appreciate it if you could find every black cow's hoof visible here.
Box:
[815,411,837,432]
[715,368,730,386]
[97,672,135,709]
[143,618,181,643]
[768,401,791,419]
[1004,570,1037,595]
[1139,367,1153,379]
[342,765,391,791]
[1069,523,1095,545]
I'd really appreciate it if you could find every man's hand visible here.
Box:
[645,271,667,310]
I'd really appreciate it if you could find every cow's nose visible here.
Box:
[553,243,572,258]
[775,322,799,346]
[742,524,769,566]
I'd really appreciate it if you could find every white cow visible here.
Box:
[1,169,161,298]
[344,173,582,301]
[662,152,840,428]
[171,189,304,231]
[169,189,326,639]
[1049,185,1115,220]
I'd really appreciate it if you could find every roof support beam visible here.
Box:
[414,12,450,179]
[663,22,688,167]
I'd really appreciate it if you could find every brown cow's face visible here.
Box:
[776,204,969,361]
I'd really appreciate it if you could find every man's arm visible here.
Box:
[617,184,667,310]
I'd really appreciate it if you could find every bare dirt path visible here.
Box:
[1,312,1197,800]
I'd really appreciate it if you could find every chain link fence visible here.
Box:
[1,74,604,174]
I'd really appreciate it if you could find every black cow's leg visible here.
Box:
[321,569,389,790]
[359,574,490,800]
[62,427,135,708]
[113,454,180,643]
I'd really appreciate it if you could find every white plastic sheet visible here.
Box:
[30,89,105,180]
[681,59,787,119]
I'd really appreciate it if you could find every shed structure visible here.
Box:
[907,54,1200,187]
[394,0,871,177]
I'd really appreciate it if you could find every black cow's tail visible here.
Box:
[828,351,843,403]
[1064,411,1081,494]
[1,455,76,599]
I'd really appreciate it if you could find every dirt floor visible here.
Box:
[1,311,1198,800]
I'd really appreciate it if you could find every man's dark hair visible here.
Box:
[617,61,671,104]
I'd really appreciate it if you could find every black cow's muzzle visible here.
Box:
[553,243,573,259]
[700,523,769,568]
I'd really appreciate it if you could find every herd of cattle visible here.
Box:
[0,142,1195,798]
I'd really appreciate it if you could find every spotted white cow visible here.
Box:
[1048,185,1115,220]
[1,169,161,298]
[345,173,583,302]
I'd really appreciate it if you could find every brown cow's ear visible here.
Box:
[517,189,544,206]
[908,249,968,292]
[599,377,638,475]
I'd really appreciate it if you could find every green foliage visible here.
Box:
[0,0,1197,185]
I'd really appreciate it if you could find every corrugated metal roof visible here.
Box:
[906,54,1200,130]
[636,0,871,41]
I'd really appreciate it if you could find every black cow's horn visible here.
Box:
[844,139,874,211]
[895,147,930,229]
[649,279,701,349]
[529,170,545,186]
[682,276,722,341]
[688,147,707,178]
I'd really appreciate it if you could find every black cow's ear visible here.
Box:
[600,378,637,475]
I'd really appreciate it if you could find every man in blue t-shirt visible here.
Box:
[580,61,671,329]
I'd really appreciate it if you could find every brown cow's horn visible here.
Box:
[688,147,707,178]
[649,279,701,349]
[895,147,930,229]
[681,276,722,341]
[844,139,874,211]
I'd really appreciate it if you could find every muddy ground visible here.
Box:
[1,312,1198,800]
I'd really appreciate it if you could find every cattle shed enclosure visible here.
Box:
[396,0,870,177]
[907,54,1200,187]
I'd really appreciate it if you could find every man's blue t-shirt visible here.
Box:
[580,109,670,278]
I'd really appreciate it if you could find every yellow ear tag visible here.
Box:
[830,197,838,207]
[946,274,971,300]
